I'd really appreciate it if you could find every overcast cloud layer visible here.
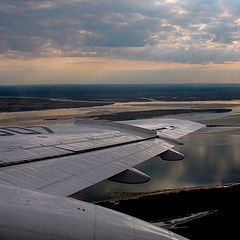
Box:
[1,0,240,64]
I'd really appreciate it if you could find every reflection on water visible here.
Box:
[78,132,240,202]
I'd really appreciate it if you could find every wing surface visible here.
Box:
[0,118,203,196]
[121,118,202,139]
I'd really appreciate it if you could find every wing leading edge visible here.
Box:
[0,118,204,197]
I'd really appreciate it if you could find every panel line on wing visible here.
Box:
[0,135,160,168]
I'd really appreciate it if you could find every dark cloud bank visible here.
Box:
[1,0,240,63]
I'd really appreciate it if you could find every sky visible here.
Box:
[1,0,240,84]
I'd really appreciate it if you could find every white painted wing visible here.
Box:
[121,118,203,139]
[0,118,203,196]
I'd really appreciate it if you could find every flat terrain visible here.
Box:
[0,97,113,112]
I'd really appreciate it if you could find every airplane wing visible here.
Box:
[0,118,204,197]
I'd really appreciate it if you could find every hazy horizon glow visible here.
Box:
[1,0,240,84]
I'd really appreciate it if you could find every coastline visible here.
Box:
[0,98,238,126]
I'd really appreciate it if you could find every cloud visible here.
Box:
[1,0,240,64]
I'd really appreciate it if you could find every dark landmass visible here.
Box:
[96,183,240,239]
[97,108,232,121]
[2,84,240,102]
[0,97,113,112]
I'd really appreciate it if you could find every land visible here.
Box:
[0,97,236,126]
[0,97,113,112]
[95,183,240,239]
[95,108,231,121]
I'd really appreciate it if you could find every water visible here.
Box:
[75,129,240,202]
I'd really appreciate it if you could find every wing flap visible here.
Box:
[0,137,172,196]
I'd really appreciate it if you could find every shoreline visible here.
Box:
[1,97,240,113]
[95,182,240,204]
[0,107,232,126]
[95,108,232,121]
[0,98,237,126]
